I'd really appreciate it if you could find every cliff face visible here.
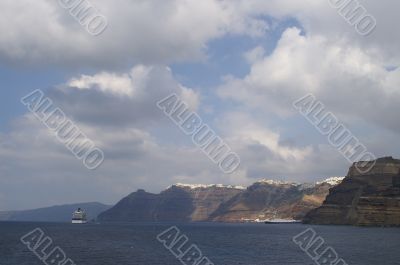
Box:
[209,180,340,222]
[98,185,242,222]
[98,179,342,223]
[304,157,400,226]
[181,185,244,221]
[98,189,159,222]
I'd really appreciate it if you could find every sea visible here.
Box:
[0,221,399,265]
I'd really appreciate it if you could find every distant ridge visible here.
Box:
[0,202,111,223]
[169,183,246,190]
[98,177,343,223]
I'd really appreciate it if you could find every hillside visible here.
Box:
[98,179,343,223]
[0,202,110,223]
[304,157,400,226]
[98,185,243,222]
[209,178,343,222]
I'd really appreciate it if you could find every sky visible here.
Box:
[0,0,399,211]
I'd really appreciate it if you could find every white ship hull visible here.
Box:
[72,208,87,224]
[71,220,87,224]
[264,219,301,224]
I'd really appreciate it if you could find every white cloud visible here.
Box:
[223,0,400,62]
[0,0,269,67]
[244,46,265,64]
[67,67,147,97]
[218,27,400,133]
[0,0,398,67]
[218,112,312,161]
[52,65,200,127]
[210,111,345,182]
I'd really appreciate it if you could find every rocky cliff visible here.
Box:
[209,178,342,222]
[98,185,243,222]
[304,157,400,226]
[98,179,342,223]
[98,189,159,222]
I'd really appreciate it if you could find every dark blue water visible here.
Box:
[0,222,399,265]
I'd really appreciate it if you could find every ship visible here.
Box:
[264,219,301,224]
[71,208,87,224]
[263,210,301,224]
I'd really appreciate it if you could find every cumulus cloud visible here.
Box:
[218,27,400,133]
[49,65,199,127]
[209,110,353,183]
[218,112,312,161]
[223,0,400,62]
[0,0,269,67]
[0,0,398,67]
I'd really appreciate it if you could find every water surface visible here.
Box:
[0,222,398,265]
